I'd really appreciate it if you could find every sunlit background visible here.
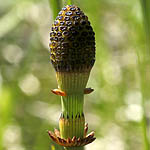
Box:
[0,0,150,150]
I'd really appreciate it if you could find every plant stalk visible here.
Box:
[138,0,150,149]
[56,72,90,150]
[68,0,73,5]
[49,0,61,19]
[64,147,84,150]
[140,0,150,53]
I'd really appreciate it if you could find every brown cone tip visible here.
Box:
[50,5,96,72]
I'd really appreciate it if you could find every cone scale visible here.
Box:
[49,5,96,149]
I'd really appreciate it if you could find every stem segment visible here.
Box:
[59,93,85,138]
[56,72,90,149]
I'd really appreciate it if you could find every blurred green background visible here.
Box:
[0,0,150,150]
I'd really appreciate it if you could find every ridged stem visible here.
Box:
[56,72,90,149]
[61,93,84,118]
[59,93,85,138]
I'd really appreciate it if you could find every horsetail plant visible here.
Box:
[48,5,96,150]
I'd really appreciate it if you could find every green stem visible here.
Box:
[141,85,150,150]
[60,93,85,138]
[49,0,61,19]
[139,0,150,149]
[140,0,150,53]
[56,72,90,149]
[64,147,84,150]
[68,0,73,5]
[136,51,150,150]
[61,94,84,118]
[141,112,149,150]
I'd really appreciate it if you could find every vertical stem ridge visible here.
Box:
[57,72,89,150]
[60,93,85,138]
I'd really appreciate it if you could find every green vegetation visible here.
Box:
[139,0,150,149]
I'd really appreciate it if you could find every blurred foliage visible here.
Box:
[0,0,150,150]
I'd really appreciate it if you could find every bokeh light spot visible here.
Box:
[19,74,40,96]
[2,45,24,65]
